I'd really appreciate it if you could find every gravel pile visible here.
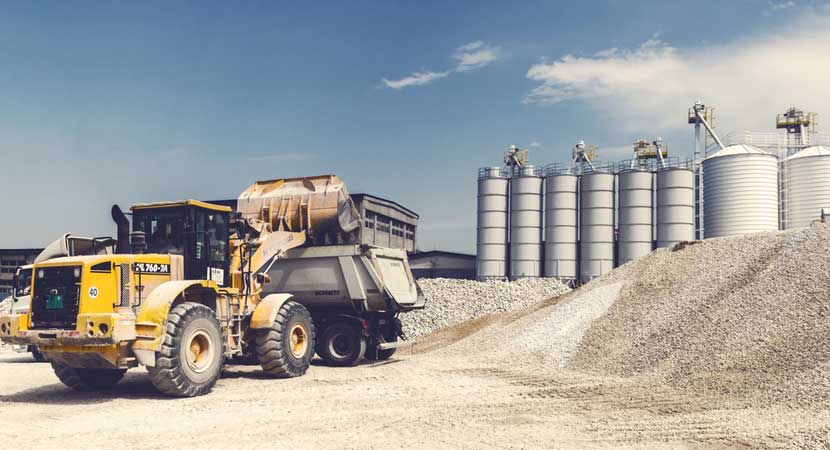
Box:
[571,222,830,407]
[402,277,570,337]
[438,281,621,369]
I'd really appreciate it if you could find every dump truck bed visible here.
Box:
[262,244,425,313]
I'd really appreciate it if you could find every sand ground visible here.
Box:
[1,335,824,450]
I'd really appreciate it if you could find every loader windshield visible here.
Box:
[134,208,186,255]
[131,204,230,284]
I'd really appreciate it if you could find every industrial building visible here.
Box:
[208,192,418,253]
[409,250,476,279]
[475,104,830,284]
[0,248,41,297]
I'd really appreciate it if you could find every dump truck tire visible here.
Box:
[255,300,315,377]
[30,346,46,362]
[366,335,397,361]
[147,302,223,397]
[316,321,366,367]
[51,362,126,391]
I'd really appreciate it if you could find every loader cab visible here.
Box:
[131,200,232,286]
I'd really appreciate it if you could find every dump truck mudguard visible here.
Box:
[250,293,294,329]
[132,280,218,367]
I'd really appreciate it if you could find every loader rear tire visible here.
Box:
[255,300,315,377]
[316,321,366,367]
[51,362,126,391]
[147,302,223,397]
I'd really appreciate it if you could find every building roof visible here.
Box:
[788,145,830,160]
[350,193,419,219]
[410,250,475,259]
[0,248,42,256]
[706,144,774,159]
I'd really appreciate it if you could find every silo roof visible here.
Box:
[787,145,830,160]
[706,144,771,159]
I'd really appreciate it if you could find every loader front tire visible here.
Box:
[52,362,126,391]
[147,302,223,397]
[255,300,315,377]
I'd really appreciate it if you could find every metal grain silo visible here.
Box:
[702,144,779,238]
[476,167,508,279]
[656,165,695,248]
[784,145,830,229]
[617,169,653,266]
[579,170,615,283]
[509,165,542,279]
[543,166,578,283]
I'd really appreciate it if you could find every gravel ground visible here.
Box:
[402,277,570,337]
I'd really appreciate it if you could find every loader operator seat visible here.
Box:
[140,215,185,256]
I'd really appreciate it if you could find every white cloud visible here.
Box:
[382,41,500,90]
[530,141,542,147]
[524,14,830,133]
[769,0,796,11]
[452,41,501,72]
[382,71,450,90]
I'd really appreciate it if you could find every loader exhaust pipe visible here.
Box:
[111,205,131,254]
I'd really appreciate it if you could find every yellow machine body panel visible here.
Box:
[131,279,223,356]
[0,253,186,368]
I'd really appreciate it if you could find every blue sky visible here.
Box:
[1,1,828,251]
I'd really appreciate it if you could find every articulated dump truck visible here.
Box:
[0,175,424,397]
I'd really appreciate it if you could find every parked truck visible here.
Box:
[0,234,114,361]
[0,175,423,397]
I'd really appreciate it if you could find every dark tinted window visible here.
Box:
[134,208,186,255]
[15,268,32,297]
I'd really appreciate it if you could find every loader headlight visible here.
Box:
[37,269,44,279]
[73,267,81,279]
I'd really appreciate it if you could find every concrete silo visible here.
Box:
[784,145,830,228]
[476,167,508,279]
[579,169,615,283]
[509,165,543,279]
[656,165,695,248]
[543,166,578,283]
[617,169,653,266]
[702,144,779,238]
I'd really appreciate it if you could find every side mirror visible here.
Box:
[255,273,271,285]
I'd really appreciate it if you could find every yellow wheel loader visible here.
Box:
[0,175,423,397]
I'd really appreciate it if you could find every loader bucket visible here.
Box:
[237,174,361,236]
